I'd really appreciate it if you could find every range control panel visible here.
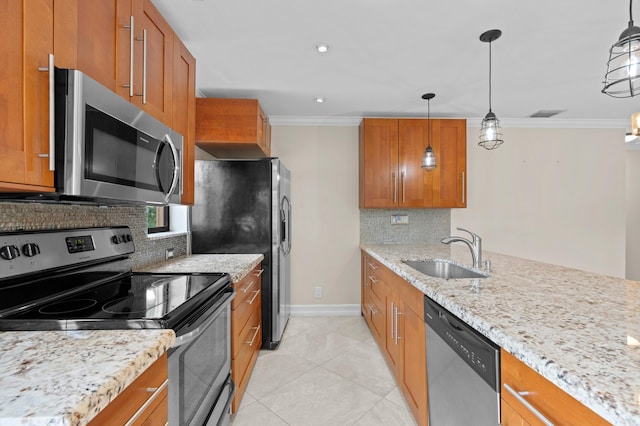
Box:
[0,226,135,280]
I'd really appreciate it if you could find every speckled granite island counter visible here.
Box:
[138,254,263,282]
[0,329,175,425]
[361,243,640,426]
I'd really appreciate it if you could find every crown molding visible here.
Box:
[269,116,629,129]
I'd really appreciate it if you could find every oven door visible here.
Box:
[168,288,234,426]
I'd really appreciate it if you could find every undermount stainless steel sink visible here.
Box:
[403,259,489,280]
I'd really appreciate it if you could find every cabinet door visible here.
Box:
[384,292,402,375]
[432,119,466,207]
[0,0,55,192]
[131,0,173,124]
[398,119,432,207]
[359,119,399,208]
[62,0,131,98]
[172,37,196,205]
[400,305,428,426]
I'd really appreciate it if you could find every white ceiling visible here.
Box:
[153,0,640,125]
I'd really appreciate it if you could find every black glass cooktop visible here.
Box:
[0,272,230,331]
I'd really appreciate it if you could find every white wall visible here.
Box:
[270,126,361,305]
[452,127,626,278]
[626,149,640,280]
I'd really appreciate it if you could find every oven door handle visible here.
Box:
[172,290,234,348]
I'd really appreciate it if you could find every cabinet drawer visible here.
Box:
[232,265,263,310]
[367,287,386,345]
[231,309,262,371]
[365,257,386,300]
[501,350,609,426]
[89,353,168,425]
[232,297,261,359]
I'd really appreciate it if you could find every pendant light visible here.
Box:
[478,29,504,150]
[421,93,436,170]
[603,0,640,97]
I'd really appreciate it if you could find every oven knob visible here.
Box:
[111,235,121,244]
[0,245,20,260]
[21,243,40,257]
[125,234,132,242]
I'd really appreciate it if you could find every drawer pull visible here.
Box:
[368,304,378,315]
[125,379,168,426]
[368,262,378,270]
[504,383,555,426]
[247,290,261,305]
[241,280,256,293]
[254,268,265,277]
[369,275,378,284]
[247,325,261,346]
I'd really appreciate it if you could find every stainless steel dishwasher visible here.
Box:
[424,297,500,425]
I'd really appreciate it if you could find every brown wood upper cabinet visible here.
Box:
[0,0,56,192]
[195,98,271,159]
[359,118,466,208]
[56,0,174,125]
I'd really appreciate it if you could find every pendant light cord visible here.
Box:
[427,99,432,149]
[631,0,635,27]
[488,41,493,113]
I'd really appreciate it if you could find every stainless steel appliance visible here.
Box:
[0,226,233,425]
[191,158,291,349]
[5,68,183,205]
[424,297,500,425]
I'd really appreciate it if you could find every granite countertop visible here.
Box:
[138,254,264,282]
[0,329,175,426]
[361,243,640,426]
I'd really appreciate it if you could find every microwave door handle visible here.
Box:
[162,133,180,203]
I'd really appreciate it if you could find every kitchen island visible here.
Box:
[361,243,640,425]
[0,329,175,425]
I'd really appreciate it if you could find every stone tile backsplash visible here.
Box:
[0,202,186,269]
[360,209,450,244]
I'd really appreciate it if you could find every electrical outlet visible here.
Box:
[391,214,409,225]
[165,248,174,260]
[314,286,322,298]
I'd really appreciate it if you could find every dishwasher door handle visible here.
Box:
[503,383,555,426]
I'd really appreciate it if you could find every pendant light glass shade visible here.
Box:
[603,0,640,97]
[478,29,504,150]
[633,112,640,135]
[421,93,436,170]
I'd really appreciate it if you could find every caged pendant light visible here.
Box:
[603,0,640,97]
[478,29,504,150]
[421,93,436,170]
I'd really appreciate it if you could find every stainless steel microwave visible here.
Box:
[51,69,183,205]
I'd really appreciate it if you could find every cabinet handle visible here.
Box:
[368,304,377,315]
[390,302,395,339]
[368,262,378,270]
[37,53,55,171]
[394,306,403,344]
[125,379,168,426]
[461,171,465,204]
[135,29,148,103]
[247,289,261,305]
[369,275,378,285]
[503,383,555,426]
[247,325,261,346]
[241,280,256,293]
[123,16,134,96]
[254,268,265,277]
[392,172,397,204]
[401,171,406,203]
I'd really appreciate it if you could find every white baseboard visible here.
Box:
[290,304,361,317]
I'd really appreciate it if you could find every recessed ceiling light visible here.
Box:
[315,44,329,53]
[315,97,325,103]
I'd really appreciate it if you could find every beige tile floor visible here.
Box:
[230,316,418,426]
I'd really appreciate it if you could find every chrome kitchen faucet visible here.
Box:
[441,227,483,269]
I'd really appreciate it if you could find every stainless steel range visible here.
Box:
[0,226,234,426]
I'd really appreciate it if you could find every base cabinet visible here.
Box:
[88,353,168,425]
[231,263,263,413]
[501,349,610,426]
[361,252,428,426]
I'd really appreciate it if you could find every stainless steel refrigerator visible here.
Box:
[190,158,291,349]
